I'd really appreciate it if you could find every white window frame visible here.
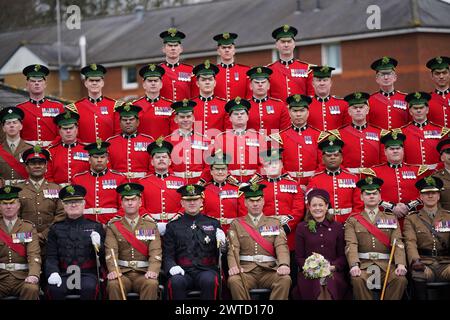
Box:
[121,65,138,90]
[321,43,342,74]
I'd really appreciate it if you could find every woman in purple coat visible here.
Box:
[292,188,350,300]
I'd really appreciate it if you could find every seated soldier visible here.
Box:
[227,182,291,300]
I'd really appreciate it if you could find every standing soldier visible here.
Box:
[163,184,226,300]
[202,150,245,234]
[165,99,210,184]
[247,66,290,134]
[66,64,119,143]
[400,91,446,169]
[278,94,321,187]
[16,64,64,147]
[17,146,64,254]
[426,56,450,127]
[192,60,229,139]
[367,57,408,130]
[345,177,408,300]
[133,64,173,138]
[46,111,89,186]
[267,25,314,101]
[307,134,363,223]
[105,183,162,300]
[0,186,41,300]
[45,185,105,300]
[404,176,450,300]
[227,182,291,300]
[72,140,126,225]
[364,131,428,223]
[139,138,184,235]
[159,28,193,102]
[213,32,250,101]
[0,107,31,186]
[338,92,384,174]
[213,97,271,182]
[308,66,350,131]
[433,137,450,210]
[106,103,154,181]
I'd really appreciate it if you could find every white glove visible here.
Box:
[48,272,62,287]
[169,266,185,276]
[157,222,167,236]
[90,231,101,252]
[216,228,226,245]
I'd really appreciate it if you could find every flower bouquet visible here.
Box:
[303,252,333,299]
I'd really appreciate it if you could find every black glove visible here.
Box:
[411,259,425,272]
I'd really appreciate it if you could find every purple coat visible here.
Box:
[292,219,350,300]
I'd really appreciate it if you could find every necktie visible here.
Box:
[7,221,13,233]
[130,220,135,229]
[10,143,15,153]
[369,210,376,222]
[253,217,259,225]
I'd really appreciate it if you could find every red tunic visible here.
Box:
[247,97,291,134]
[279,124,321,186]
[428,89,450,127]
[215,63,250,101]
[308,95,350,131]
[139,173,184,222]
[159,62,193,101]
[68,96,118,143]
[267,59,314,102]
[260,174,305,250]
[203,181,245,233]
[46,140,90,184]
[131,96,174,138]
[307,168,364,223]
[106,133,154,180]
[368,91,408,130]
[16,99,64,146]
[71,169,126,224]
[192,96,229,139]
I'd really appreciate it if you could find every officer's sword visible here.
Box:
[217,236,223,300]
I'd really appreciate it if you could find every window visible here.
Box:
[321,43,342,74]
[121,65,138,90]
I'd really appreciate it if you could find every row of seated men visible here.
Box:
[0,169,448,300]
[0,129,449,300]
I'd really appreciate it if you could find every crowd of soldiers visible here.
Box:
[0,24,449,300]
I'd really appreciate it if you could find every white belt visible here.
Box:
[240,255,276,263]
[124,172,147,179]
[216,217,235,225]
[173,171,202,178]
[346,168,361,174]
[118,260,149,268]
[328,208,352,215]
[229,169,256,176]
[149,213,178,220]
[59,183,70,188]
[4,179,25,186]
[84,208,118,214]
[0,263,29,271]
[287,170,315,178]
[24,140,51,147]
[358,252,390,260]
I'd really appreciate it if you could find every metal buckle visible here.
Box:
[369,253,379,260]
[186,171,192,178]
[6,263,14,271]
[432,249,438,257]
[127,172,135,178]
[220,218,226,225]
[254,256,263,263]
[129,261,137,268]
[95,208,101,214]
[161,213,167,220]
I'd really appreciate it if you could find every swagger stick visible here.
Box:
[229,238,251,300]
[110,249,127,300]
[380,238,397,300]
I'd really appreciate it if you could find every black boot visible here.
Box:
[413,281,428,300]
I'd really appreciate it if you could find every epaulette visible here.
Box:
[303,60,317,70]
[246,128,259,134]
[269,97,283,102]
[328,129,341,140]
[281,173,296,182]
[360,167,376,176]
[417,165,428,176]
[311,170,325,177]
[396,90,407,95]
[160,96,173,103]
[265,61,276,67]
[107,215,123,226]
[341,168,359,176]
[22,219,36,228]
[399,123,409,129]
[235,63,250,68]
[110,169,125,176]
[331,95,344,100]
[72,170,88,178]
[408,211,419,216]
[142,214,156,223]
[318,131,330,142]
[278,126,291,135]
[380,129,391,137]
[248,173,263,184]
[167,214,182,224]
[269,132,283,145]
[141,133,154,140]
[193,131,208,139]
[226,175,240,187]
[65,103,78,114]
[179,62,193,68]
[113,99,124,111]
[441,126,450,137]
[215,96,227,102]
[47,141,61,149]
[105,134,121,141]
